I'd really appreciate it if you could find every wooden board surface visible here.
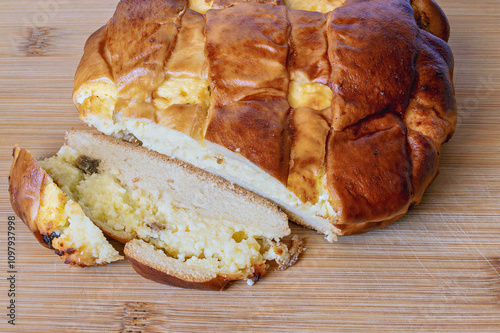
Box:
[1,1,499,331]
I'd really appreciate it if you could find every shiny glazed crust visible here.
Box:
[411,0,450,42]
[73,0,457,236]
[9,147,47,247]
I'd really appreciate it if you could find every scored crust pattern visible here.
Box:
[74,0,456,235]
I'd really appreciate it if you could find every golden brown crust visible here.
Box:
[73,26,114,104]
[204,3,291,183]
[106,0,187,96]
[9,146,47,247]
[404,29,456,149]
[127,255,231,290]
[287,9,330,83]
[205,2,289,104]
[411,0,450,42]
[212,0,284,8]
[105,0,189,125]
[407,129,439,205]
[287,107,329,204]
[124,239,267,291]
[126,248,231,291]
[206,100,292,184]
[335,212,406,236]
[9,147,121,266]
[73,0,457,236]
[165,9,207,79]
[155,104,208,141]
[327,0,418,131]
[327,113,412,225]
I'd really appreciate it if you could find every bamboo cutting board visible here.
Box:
[1,1,499,331]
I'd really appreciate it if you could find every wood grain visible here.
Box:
[1,0,499,331]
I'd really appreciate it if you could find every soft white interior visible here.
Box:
[37,179,123,265]
[73,0,344,241]
[86,115,339,241]
[40,146,290,277]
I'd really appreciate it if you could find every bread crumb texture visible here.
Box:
[40,145,291,278]
[36,167,122,266]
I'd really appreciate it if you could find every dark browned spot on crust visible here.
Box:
[63,257,86,267]
[415,11,430,29]
[55,245,75,257]
[74,155,100,175]
[42,231,60,249]
[250,273,260,283]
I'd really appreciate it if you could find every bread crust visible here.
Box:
[125,239,236,291]
[73,0,457,236]
[411,0,450,42]
[127,255,231,291]
[9,147,122,266]
[327,0,418,131]
[327,113,412,224]
[9,135,292,288]
[9,147,47,247]
[407,129,439,205]
[335,212,407,236]
[205,3,291,183]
